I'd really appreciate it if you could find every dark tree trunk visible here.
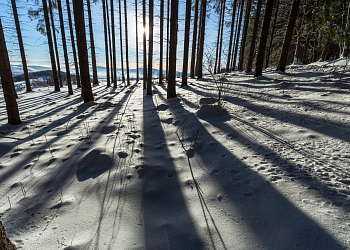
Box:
[73,0,94,102]
[143,0,147,88]
[232,0,244,71]
[276,0,301,72]
[181,0,191,87]
[226,0,237,72]
[254,0,275,77]
[118,0,125,84]
[0,17,21,125]
[321,33,330,61]
[124,0,130,85]
[167,0,178,98]
[190,0,199,78]
[159,0,164,85]
[102,0,110,87]
[214,0,223,75]
[11,0,31,92]
[87,0,98,85]
[0,220,16,250]
[238,0,252,71]
[231,0,241,70]
[197,0,207,79]
[57,0,73,95]
[106,0,114,84]
[42,0,59,91]
[265,0,279,68]
[218,0,225,74]
[147,0,154,95]
[135,0,139,82]
[49,0,63,88]
[66,0,80,88]
[111,0,117,87]
[302,31,310,64]
[166,0,170,80]
[195,0,203,76]
[246,0,262,73]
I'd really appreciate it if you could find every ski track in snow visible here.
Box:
[0,60,350,249]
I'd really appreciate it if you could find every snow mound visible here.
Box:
[197,104,230,121]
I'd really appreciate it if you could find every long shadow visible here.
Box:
[142,90,203,249]
[153,85,346,249]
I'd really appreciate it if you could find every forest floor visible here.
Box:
[1,58,350,249]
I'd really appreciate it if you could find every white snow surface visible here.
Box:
[1,61,350,250]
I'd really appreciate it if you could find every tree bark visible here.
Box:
[254,0,275,77]
[143,0,147,88]
[124,0,130,85]
[11,0,31,92]
[66,0,80,88]
[197,0,207,79]
[232,0,244,71]
[42,0,59,91]
[246,0,262,73]
[276,0,301,72]
[214,0,223,75]
[57,0,73,94]
[147,0,154,95]
[265,0,280,68]
[0,220,16,250]
[190,0,199,77]
[159,0,164,85]
[238,0,252,71]
[218,0,225,74]
[118,0,125,84]
[0,17,21,125]
[73,0,94,102]
[102,0,110,87]
[111,0,117,87]
[226,0,238,72]
[302,31,310,64]
[166,0,170,80]
[135,0,139,82]
[106,0,114,84]
[230,1,241,70]
[181,0,191,87]
[167,0,179,98]
[87,0,98,85]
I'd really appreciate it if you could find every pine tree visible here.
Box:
[159,0,164,85]
[238,0,252,71]
[102,0,110,87]
[124,0,130,85]
[87,0,99,85]
[197,0,207,79]
[232,0,244,71]
[226,0,238,72]
[135,0,139,82]
[143,0,147,89]
[147,0,154,95]
[190,0,199,77]
[181,0,191,87]
[118,0,125,84]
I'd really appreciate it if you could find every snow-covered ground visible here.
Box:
[0,60,350,249]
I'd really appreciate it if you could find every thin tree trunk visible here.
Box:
[293,22,302,63]
[197,0,207,79]
[106,0,114,84]
[181,0,191,87]
[135,0,139,82]
[276,0,301,72]
[168,0,179,98]
[231,1,241,70]
[218,0,225,74]
[265,0,279,68]
[147,0,154,95]
[11,0,31,92]
[232,0,244,71]
[49,0,63,87]
[57,0,73,94]
[87,0,98,85]
[190,0,199,77]
[118,0,125,84]
[254,0,275,77]
[0,17,21,125]
[312,29,318,62]
[124,0,130,85]
[226,0,237,72]
[166,0,170,80]
[143,0,147,88]
[302,31,310,64]
[195,0,203,76]
[102,0,110,87]
[214,0,223,75]
[111,0,117,87]
[42,0,59,91]
[66,0,80,88]
[159,0,164,84]
[238,0,252,71]
[73,0,94,102]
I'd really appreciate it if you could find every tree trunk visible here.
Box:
[111,0,117,87]
[118,0,125,84]
[159,0,164,85]
[218,0,225,73]
[302,31,310,64]
[190,0,199,77]
[124,0,130,85]
[147,0,154,95]
[226,0,237,72]
[197,0,207,79]
[232,0,244,71]
[265,0,280,68]
[238,0,252,71]
[254,0,275,77]
[276,0,301,72]
[42,0,59,91]
[195,0,203,77]
[102,0,110,87]
[57,0,73,95]
[166,0,170,80]
[293,23,302,63]
[0,17,21,125]
[49,0,63,88]
[181,0,191,87]
[106,0,114,84]
[73,0,94,103]
[246,0,262,73]
[87,0,98,85]
[11,0,31,92]
[66,0,80,88]
[143,0,147,88]
[0,220,16,250]
[135,0,139,82]
[231,1,241,70]
[214,0,223,75]
[167,0,179,98]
